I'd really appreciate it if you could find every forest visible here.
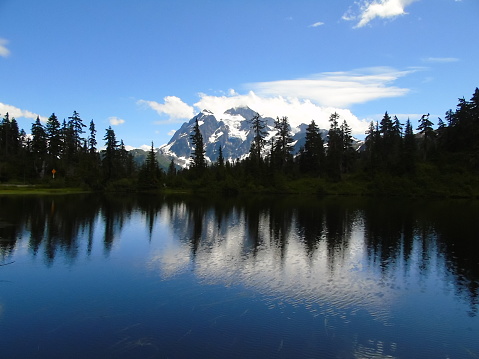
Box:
[0,88,478,197]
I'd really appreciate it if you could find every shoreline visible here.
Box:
[1,180,478,199]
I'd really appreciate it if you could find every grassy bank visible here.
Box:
[0,184,90,195]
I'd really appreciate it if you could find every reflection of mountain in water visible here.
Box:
[0,194,477,316]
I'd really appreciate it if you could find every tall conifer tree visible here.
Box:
[190,118,206,170]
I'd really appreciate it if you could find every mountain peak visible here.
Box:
[159,106,362,168]
[223,106,258,120]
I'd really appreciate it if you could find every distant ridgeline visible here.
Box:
[0,88,478,196]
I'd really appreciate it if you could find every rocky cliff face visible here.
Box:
[159,106,345,168]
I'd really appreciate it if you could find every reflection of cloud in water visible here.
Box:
[145,232,190,279]
[147,212,395,325]
[148,244,191,279]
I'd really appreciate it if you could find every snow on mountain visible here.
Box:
[159,106,351,168]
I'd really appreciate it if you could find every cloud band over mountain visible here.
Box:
[139,66,413,135]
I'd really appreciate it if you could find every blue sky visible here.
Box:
[1,0,477,149]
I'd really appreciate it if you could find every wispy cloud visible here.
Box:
[0,38,10,58]
[309,21,325,27]
[108,116,125,126]
[422,57,459,63]
[137,96,195,123]
[344,0,419,28]
[0,102,46,122]
[147,67,415,136]
[247,66,413,108]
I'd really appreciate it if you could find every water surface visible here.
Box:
[0,194,478,358]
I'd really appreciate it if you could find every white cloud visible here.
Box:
[138,96,195,122]
[108,116,125,125]
[345,0,419,28]
[309,21,325,27]
[0,38,10,58]
[194,91,370,135]
[0,102,46,122]
[247,66,413,108]
[148,66,414,136]
[422,57,459,63]
[168,129,177,136]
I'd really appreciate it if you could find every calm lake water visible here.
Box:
[0,194,478,359]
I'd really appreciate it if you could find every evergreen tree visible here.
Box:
[0,113,21,157]
[217,145,225,167]
[364,121,380,170]
[31,117,47,156]
[450,88,479,154]
[0,113,11,157]
[68,111,86,152]
[377,112,402,169]
[118,139,132,178]
[416,113,435,160]
[436,117,447,149]
[299,120,324,175]
[249,113,267,163]
[138,142,161,189]
[379,111,394,139]
[60,119,70,160]
[326,112,343,181]
[10,118,21,156]
[340,120,355,173]
[102,126,119,180]
[88,120,97,154]
[31,116,48,177]
[45,113,62,161]
[401,119,416,173]
[270,116,293,172]
[392,116,403,138]
[0,114,24,180]
[190,118,206,171]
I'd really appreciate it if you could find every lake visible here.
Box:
[0,194,478,358]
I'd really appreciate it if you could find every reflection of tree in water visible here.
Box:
[322,198,357,271]
[169,195,478,316]
[362,198,479,316]
[101,195,133,254]
[137,194,165,241]
[266,197,294,263]
[0,194,136,264]
[429,200,479,317]
[0,194,477,315]
[362,198,416,273]
[0,195,101,264]
[243,197,267,257]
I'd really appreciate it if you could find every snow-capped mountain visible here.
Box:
[159,106,337,168]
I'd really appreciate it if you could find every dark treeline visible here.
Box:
[0,111,151,190]
[1,88,478,195]
[182,87,479,196]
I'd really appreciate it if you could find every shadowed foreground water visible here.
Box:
[0,194,478,358]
